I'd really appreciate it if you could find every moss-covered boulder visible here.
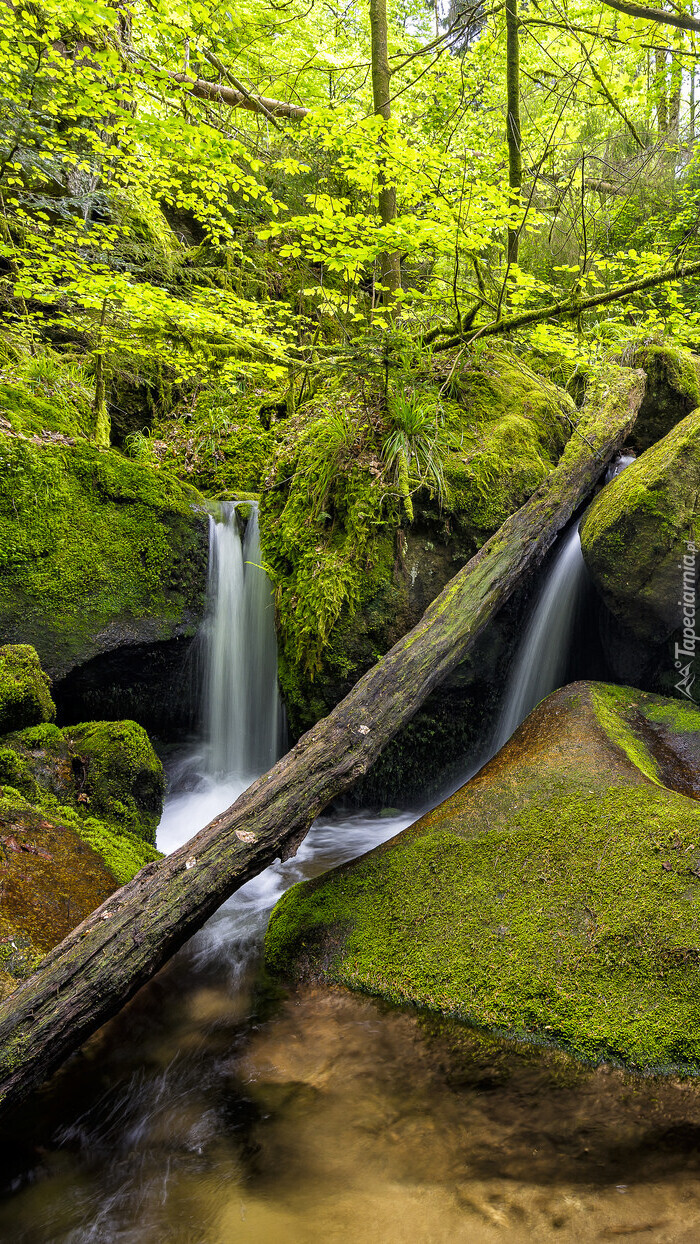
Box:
[580,410,700,694]
[628,343,700,452]
[266,681,700,1071]
[261,351,574,738]
[0,783,160,999]
[64,720,164,843]
[0,435,209,682]
[1,717,163,845]
[0,664,163,995]
[0,797,116,991]
[0,645,55,735]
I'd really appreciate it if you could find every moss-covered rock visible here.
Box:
[266,681,700,1072]
[0,666,163,996]
[628,343,700,452]
[0,645,56,735]
[152,385,277,496]
[0,784,160,998]
[0,435,209,680]
[2,717,164,845]
[580,409,700,681]
[261,352,574,736]
[0,356,96,443]
[63,720,164,843]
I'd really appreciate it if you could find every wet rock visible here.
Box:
[0,644,56,735]
[580,409,700,693]
[0,795,120,997]
[627,343,700,452]
[266,681,700,1070]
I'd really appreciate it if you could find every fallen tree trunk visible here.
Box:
[0,367,644,1118]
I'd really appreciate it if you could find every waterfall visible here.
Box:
[205,502,280,778]
[491,524,588,752]
[489,452,635,754]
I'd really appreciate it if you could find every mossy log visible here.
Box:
[0,366,644,1119]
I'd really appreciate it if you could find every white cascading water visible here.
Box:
[157,501,284,854]
[205,502,280,777]
[491,523,588,752]
[490,451,635,754]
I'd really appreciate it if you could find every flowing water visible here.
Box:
[7,458,700,1243]
[491,523,589,753]
[490,452,636,755]
[204,503,281,780]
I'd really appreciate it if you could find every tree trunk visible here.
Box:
[655,48,669,134]
[668,31,682,141]
[0,367,645,1120]
[369,0,401,304]
[505,0,522,265]
[92,297,110,448]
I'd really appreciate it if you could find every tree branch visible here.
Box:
[600,0,700,34]
[167,70,309,120]
[433,257,700,349]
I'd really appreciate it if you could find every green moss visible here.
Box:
[0,782,157,970]
[267,785,700,1071]
[0,783,159,886]
[259,353,574,730]
[0,747,37,799]
[63,720,164,844]
[49,804,160,885]
[580,407,700,643]
[0,707,164,846]
[591,684,662,785]
[0,644,56,734]
[0,352,96,441]
[632,344,700,452]
[0,437,208,676]
[265,682,700,1072]
[16,722,63,750]
[153,386,276,495]
[643,701,700,732]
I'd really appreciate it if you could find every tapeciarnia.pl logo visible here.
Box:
[675,539,697,700]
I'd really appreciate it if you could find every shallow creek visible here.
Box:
[2,789,700,1243]
[4,479,700,1243]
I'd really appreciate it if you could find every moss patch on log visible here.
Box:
[265,681,700,1072]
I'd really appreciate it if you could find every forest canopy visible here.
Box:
[3,0,700,411]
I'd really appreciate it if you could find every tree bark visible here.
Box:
[505,0,522,265]
[167,71,310,120]
[0,367,644,1120]
[369,0,401,303]
[655,48,669,136]
[433,255,700,349]
[600,0,700,33]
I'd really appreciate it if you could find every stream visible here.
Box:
[4,484,700,1243]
